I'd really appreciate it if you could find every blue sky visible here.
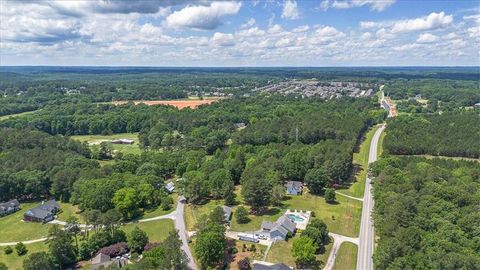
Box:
[0,0,479,66]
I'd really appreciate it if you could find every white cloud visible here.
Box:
[165,1,242,30]
[282,0,300,20]
[241,18,256,28]
[391,12,453,33]
[416,33,439,43]
[327,0,396,11]
[211,32,235,46]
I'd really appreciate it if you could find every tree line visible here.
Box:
[371,156,480,269]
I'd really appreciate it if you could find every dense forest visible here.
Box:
[383,111,480,158]
[384,79,480,112]
[371,156,480,269]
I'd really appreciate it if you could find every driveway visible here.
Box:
[323,232,359,270]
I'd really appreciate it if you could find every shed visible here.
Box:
[221,206,232,222]
[165,182,175,193]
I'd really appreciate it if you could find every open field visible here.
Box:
[70,133,141,155]
[0,110,39,121]
[111,97,222,109]
[334,242,357,270]
[0,202,53,242]
[123,219,175,243]
[266,236,333,267]
[0,241,48,270]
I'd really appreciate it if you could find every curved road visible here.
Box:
[324,233,359,270]
[356,124,385,270]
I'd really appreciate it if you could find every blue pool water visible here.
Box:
[288,214,305,222]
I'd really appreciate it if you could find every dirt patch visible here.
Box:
[112,99,221,109]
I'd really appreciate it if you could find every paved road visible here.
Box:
[356,125,385,270]
[175,196,197,270]
[324,232,359,270]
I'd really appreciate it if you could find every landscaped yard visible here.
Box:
[0,202,53,242]
[229,240,267,270]
[70,133,141,155]
[57,202,84,223]
[266,236,333,268]
[0,241,49,270]
[334,242,357,270]
[123,219,175,242]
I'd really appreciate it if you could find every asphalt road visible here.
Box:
[175,196,197,270]
[356,124,385,270]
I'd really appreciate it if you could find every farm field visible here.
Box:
[111,97,223,109]
[70,133,141,155]
[266,236,333,267]
[334,242,358,270]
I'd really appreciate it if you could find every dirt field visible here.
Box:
[112,98,221,109]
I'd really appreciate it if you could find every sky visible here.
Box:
[0,0,479,66]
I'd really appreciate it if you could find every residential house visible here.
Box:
[0,199,20,217]
[233,122,247,130]
[285,181,303,195]
[261,215,297,240]
[91,253,128,270]
[221,206,232,222]
[24,200,60,223]
[111,139,134,144]
[165,182,175,193]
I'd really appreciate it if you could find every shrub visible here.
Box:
[15,242,28,256]
[144,242,160,251]
[4,246,12,255]
[97,242,128,257]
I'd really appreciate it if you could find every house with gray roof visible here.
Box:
[221,206,232,222]
[261,215,297,240]
[91,253,128,270]
[285,181,303,195]
[0,199,20,217]
[24,200,60,223]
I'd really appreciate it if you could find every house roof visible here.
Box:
[24,200,59,220]
[0,199,20,210]
[165,182,175,191]
[92,253,111,264]
[261,221,276,231]
[253,262,291,270]
[285,181,303,191]
[276,215,296,233]
[25,208,53,220]
[270,224,288,237]
[221,206,232,221]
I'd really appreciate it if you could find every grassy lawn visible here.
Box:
[0,202,53,242]
[266,236,333,268]
[123,219,175,242]
[0,110,39,121]
[184,199,226,231]
[340,126,378,198]
[138,194,178,219]
[230,193,361,237]
[0,241,49,270]
[333,242,358,270]
[57,202,84,223]
[70,133,141,155]
[377,130,386,157]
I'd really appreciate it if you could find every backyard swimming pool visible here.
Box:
[288,214,305,222]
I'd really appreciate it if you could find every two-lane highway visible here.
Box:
[357,124,385,270]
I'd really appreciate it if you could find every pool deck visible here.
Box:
[284,209,311,230]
